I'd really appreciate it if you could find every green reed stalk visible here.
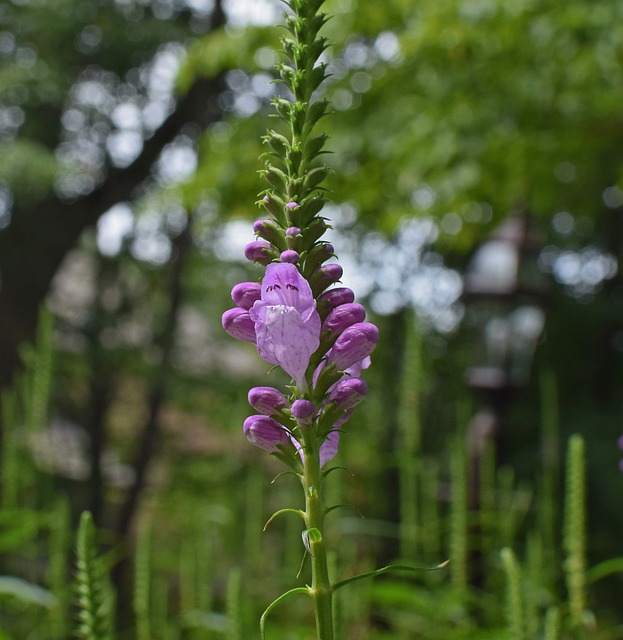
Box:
[563,434,586,631]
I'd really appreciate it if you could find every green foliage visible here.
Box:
[73,512,114,640]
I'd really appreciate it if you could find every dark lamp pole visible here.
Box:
[462,209,549,585]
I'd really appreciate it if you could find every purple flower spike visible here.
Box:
[291,399,316,422]
[243,415,290,452]
[248,386,289,415]
[327,377,368,410]
[327,322,379,371]
[231,282,261,310]
[250,263,321,388]
[244,241,277,263]
[322,303,366,337]
[222,308,256,343]
[280,250,300,264]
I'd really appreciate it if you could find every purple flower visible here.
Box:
[286,201,299,210]
[327,322,379,371]
[231,282,261,310]
[248,386,289,415]
[244,415,290,452]
[280,250,300,264]
[310,263,343,294]
[327,377,368,410]
[320,430,339,466]
[222,308,256,343]
[286,226,302,238]
[318,287,355,310]
[291,398,316,423]
[244,241,277,264]
[250,263,321,388]
[322,303,366,337]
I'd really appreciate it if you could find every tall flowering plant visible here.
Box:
[221,1,439,637]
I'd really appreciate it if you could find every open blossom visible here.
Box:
[250,263,321,388]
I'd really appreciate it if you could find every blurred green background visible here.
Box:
[1,0,623,637]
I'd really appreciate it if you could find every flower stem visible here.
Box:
[302,431,334,640]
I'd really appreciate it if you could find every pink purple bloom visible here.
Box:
[244,415,290,452]
[327,322,379,371]
[291,398,316,422]
[231,282,262,310]
[327,377,368,410]
[322,303,366,337]
[248,386,289,415]
[222,308,256,343]
[280,250,300,264]
[244,240,277,264]
[250,262,321,388]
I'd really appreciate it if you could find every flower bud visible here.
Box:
[303,243,335,278]
[286,201,299,210]
[291,399,316,423]
[327,377,368,411]
[280,249,300,264]
[222,308,256,343]
[231,282,261,310]
[286,226,302,238]
[317,287,356,316]
[322,303,366,337]
[253,219,286,249]
[309,262,343,296]
[328,322,379,371]
[243,415,289,452]
[244,241,279,265]
[248,386,289,415]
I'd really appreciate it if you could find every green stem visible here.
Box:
[301,430,334,640]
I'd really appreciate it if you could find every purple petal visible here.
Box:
[327,322,379,371]
[222,308,256,343]
[248,386,289,415]
[243,415,290,452]
[327,377,368,410]
[280,250,300,264]
[250,263,321,386]
[291,399,316,422]
[322,303,366,337]
[319,430,340,466]
[231,282,261,310]
[317,287,355,312]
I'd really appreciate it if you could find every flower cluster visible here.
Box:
[222,244,378,467]
[220,0,377,471]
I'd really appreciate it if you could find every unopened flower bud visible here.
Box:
[253,219,285,249]
[280,250,300,264]
[327,377,368,410]
[322,303,366,337]
[243,415,289,452]
[328,322,379,371]
[317,287,356,316]
[309,262,343,295]
[286,226,302,238]
[244,241,278,264]
[248,386,289,415]
[286,201,299,210]
[231,282,261,310]
[291,399,316,423]
[222,308,256,343]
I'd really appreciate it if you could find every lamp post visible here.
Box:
[462,208,549,583]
